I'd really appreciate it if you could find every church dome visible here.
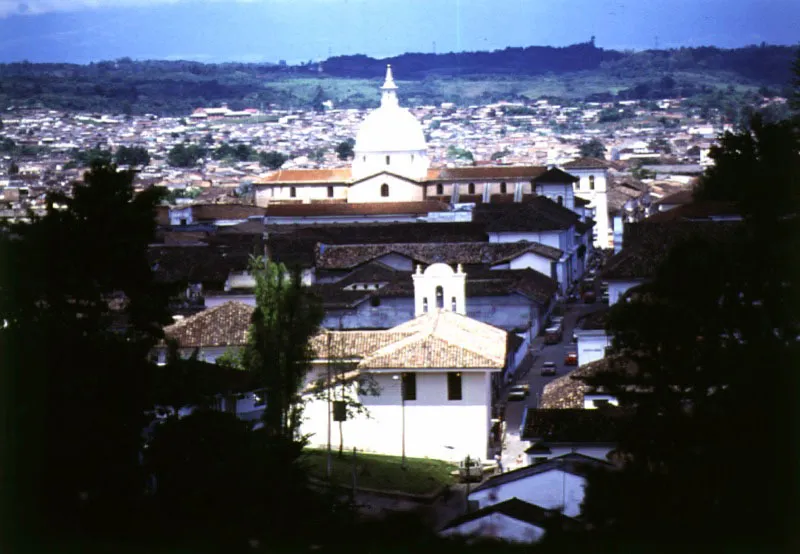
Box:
[354,66,427,154]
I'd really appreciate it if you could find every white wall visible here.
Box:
[608,280,642,306]
[488,231,562,251]
[254,183,348,206]
[204,294,257,310]
[535,183,575,212]
[440,513,546,544]
[507,251,553,276]
[348,173,425,203]
[301,370,494,461]
[352,149,429,182]
[576,332,610,367]
[469,469,587,518]
[526,445,614,465]
[571,168,610,249]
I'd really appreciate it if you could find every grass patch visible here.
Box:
[304,448,456,495]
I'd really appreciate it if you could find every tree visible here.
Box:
[167,142,206,167]
[259,150,288,170]
[8,160,19,175]
[335,139,355,161]
[114,145,150,167]
[311,85,326,112]
[579,114,800,549]
[1,163,176,542]
[578,138,607,159]
[240,256,323,440]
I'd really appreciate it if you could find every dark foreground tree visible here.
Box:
[578,138,606,159]
[580,114,800,551]
[1,163,176,546]
[335,138,355,160]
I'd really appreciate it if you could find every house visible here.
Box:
[573,309,611,367]
[153,266,510,462]
[439,498,581,544]
[539,357,635,411]
[521,410,627,465]
[467,452,613,517]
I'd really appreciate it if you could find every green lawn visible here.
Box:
[303,448,457,495]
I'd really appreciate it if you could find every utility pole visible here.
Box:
[326,333,332,479]
[401,374,407,469]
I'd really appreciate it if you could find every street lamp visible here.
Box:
[392,374,406,469]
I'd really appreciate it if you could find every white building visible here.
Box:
[562,157,611,250]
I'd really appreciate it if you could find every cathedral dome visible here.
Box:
[354,66,427,154]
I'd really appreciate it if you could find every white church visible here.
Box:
[253,66,612,248]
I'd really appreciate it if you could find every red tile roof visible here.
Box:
[256,168,352,184]
[562,157,610,170]
[426,166,547,181]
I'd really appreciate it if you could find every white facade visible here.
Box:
[351,65,429,182]
[526,445,615,465]
[607,279,643,306]
[569,166,610,249]
[576,330,611,367]
[412,262,466,316]
[301,369,494,462]
[469,469,588,518]
[347,172,425,203]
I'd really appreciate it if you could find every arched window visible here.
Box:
[327,186,334,198]
[290,186,296,198]
[468,183,475,195]
[589,175,595,190]
[500,181,507,194]
[385,155,391,165]
[436,183,443,195]
[380,183,389,197]
[557,195,563,205]
[451,297,457,312]
[422,298,428,313]
[435,286,444,309]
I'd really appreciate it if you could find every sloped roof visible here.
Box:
[427,166,547,181]
[164,301,254,348]
[148,243,255,284]
[562,157,610,170]
[358,309,507,369]
[533,167,579,184]
[441,497,580,533]
[540,356,639,409]
[521,408,629,443]
[265,201,449,218]
[645,200,741,222]
[471,452,612,494]
[256,168,352,184]
[315,241,563,270]
[474,196,579,233]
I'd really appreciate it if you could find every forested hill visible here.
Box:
[0,42,796,115]
[323,42,795,84]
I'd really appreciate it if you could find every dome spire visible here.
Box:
[380,64,399,108]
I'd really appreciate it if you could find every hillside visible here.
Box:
[0,42,795,116]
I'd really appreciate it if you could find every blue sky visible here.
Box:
[0,0,797,64]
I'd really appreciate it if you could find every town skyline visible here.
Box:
[1,0,798,65]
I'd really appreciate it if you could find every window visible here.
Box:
[385,155,390,165]
[435,286,444,309]
[557,195,563,206]
[179,218,187,226]
[448,372,463,401]
[402,373,416,401]
[589,175,595,190]
[468,183,475,195]
[451,296,457,312]
[500,181,507,194]
[370,296,381,307]
[422,298,428,313]
[327,186,334,198]
[290,186,296,198]
[380,183,389,197]
[436,183,443,195]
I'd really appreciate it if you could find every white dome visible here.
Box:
[354,105,427,153]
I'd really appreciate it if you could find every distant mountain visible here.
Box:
[321,42,796,85]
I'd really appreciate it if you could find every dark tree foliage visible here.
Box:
[213,141,257,162]
[167,142,207,167]
[335,138,355,160]
[579,113,800,550]
[70,146,113,167]
[0,163,177,544]
[259,150,288,169]
[578,138,606,159]
[114,145,150,166]
[8,160,18,175]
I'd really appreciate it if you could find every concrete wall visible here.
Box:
[576,332,610,367]
[348,173,425,203]
[469,469,587,518]
[254,183,348,206]
[608,280,642,306]
[301,370,494,461]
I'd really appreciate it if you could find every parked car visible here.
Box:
[544,326,563,345]
[459,457,484,482]
[564,352,578,365]
[541,361,557,376]
[583,291,596,304]
[508,384,529,401]
[550,316,564,328]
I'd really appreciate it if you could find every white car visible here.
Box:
[541,361,557,376]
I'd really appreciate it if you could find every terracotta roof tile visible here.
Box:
[562,157,610,170]
[540,356,638,409]
[426,166,547,181]
[522,408,630,443]
[164,301,254,348]
[256,168,351,184]
[315,241,563,269]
